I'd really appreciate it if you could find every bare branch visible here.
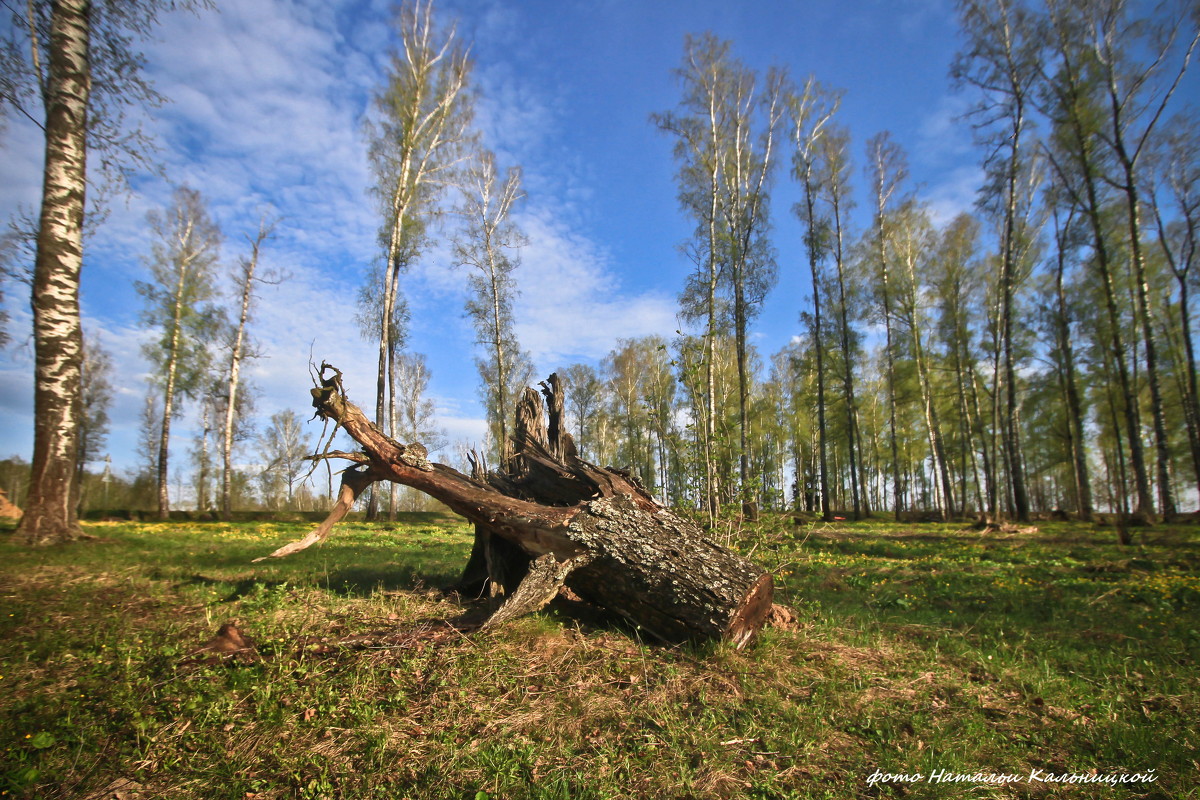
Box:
[253,466,379,561]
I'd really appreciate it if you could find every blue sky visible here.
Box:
[0,0,984,476]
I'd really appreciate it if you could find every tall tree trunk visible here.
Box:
[221,314,246,519]
[802,191,831,522]
[1100,20,1197,517]
[967,361,996,517]
[489,250,510,466]
[373,190,408,522]
[157,270,188,520]
[946,293,983,515]
[197,402,211,512]
[999,128,1030,523]
[1103,364,1131,521]
[869,136,904,521]
[912,328,955,520]
[1152,202,1200,499]
[952,353,984,514]
[1121,177,1176,516]
[369,263,396,521]
[18,0,90,546]
[1043,21,1155,521]
[830,193,865,518]
[878,262,902,520]
[387,330,399,521]
[1085,201,1154,520]
[221,228,268,519]
[734,277,755,519]
[1176,280,1200,500]
[1051,221,1093,518]
[702,151,720,522]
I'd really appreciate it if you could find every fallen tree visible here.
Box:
[256,364,775,648]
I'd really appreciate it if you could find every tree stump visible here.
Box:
[256,364,774,648]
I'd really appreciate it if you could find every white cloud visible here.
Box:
[925,164,984,225]
[437,411,489,452]
[913,92,984,225]
[512,207,678,369]
[915,91,978,173]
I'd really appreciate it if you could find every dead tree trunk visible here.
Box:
[257,365,774,648]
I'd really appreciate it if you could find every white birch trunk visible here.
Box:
[221,228,267,518]
[18,0,91,546]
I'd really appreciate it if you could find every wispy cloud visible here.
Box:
[924,164,984,225]
[914,92,983,225]
[512,207,678,369]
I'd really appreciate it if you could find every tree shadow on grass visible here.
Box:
[178,564,464,601]
[176,573,292,603]
[323,564,463,596]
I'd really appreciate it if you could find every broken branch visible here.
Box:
[252,465,378,562]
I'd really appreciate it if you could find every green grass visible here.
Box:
[1,514,1196,799]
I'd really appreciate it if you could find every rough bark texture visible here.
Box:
[258,365,774,648]
[18,0,91,546]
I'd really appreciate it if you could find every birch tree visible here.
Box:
[890,201,956,519]
[788,76,840,521]
[953,0,1044,522]
[393,351,444,449]
[258,410,310,511]
[654,33,783,519]
[1,0,206,544]
[561,362,604,461]
[866,132,908,519]
[605,339,658,492]
[930,213,990,514]
[220,217,277,518]
[453,150,530,465]
[367,0,472,473]
[721,62,785,519]
[818,124,868,517]
[136,186,223,520]
[1146,113,1200,497]
[191,382,220,513]
[1045,198,1094,516]
[1069,0,1198,518]
[1038,1,1155,520]
[652,33,730,520]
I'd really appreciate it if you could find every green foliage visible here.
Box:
[136,187,225,399]
[257,410,312,511]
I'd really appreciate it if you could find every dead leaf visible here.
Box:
[198,621,255,654]
[766,603,799,631]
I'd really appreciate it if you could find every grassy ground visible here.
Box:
[0,514,1196,799]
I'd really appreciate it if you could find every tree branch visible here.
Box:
[252,465,379,562]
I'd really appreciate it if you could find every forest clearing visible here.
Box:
[1,515,1196,799]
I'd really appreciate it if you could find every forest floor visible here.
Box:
[0,514,1196,799]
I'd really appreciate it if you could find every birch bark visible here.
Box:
[18,0,90,545]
